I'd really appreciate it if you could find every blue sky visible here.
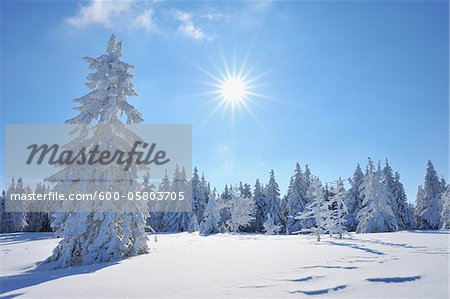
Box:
[1,0,448,201]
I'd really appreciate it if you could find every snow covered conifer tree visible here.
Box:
[303,165,312,193]
[345,163,364,232]
[327,178,348,239]
[415,185,425,222]
[253,179,266,232]
[285,163,309,234]
[264,170,283,230]
[191,167,201,220]
[200,174,210,216]
[45,35,149,268]
[152,170,171,231]
[416,161,443,229]
[192,167,208,225]
[391,172,416,229]
[382,160,415,230]
[263,213,282,235]
[441,186,450,229]
[280,192,289,232]
[295,177,328,242]
[200,188,220,235]
[415,161,444,229]
[143,171,160,232]
[356,160,398,233]
[163,166,191,232]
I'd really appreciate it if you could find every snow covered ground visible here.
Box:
[0,231,448,298]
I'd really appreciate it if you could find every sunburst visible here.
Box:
[193,49,273,129]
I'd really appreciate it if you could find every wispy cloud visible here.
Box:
[64,0,224,42]
[173,10,208,41]
[132,9,154,32]
[66,0,132,28]
[65,1,272,41]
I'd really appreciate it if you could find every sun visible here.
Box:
[219,75,248,104]
[189,49,274,128]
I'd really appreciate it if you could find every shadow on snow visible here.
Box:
[0,233,57,246]
[366,276,421,283]
[289,284,347,295]
[0,260,119,296]
[326,241,385,256]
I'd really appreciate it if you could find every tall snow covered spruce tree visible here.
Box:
[253,179,266,232]
[191,167,209,225]
[45,35,149,268]
[285,163,310,234]
[264,170,283,230]
[345,163,364,232]
[415,161,445,229]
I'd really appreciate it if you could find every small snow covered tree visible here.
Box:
[222,187,255,233]
[415,161,445,229]
[345,163,364,232]
[200,188,220,235]
[187,213,199,233]
[263,213,282,235]
[295,177,328,242]
[356,160,398,233]
[440,186,450,229]
[327,178,348,239]
[264,170,283,230]
[45,35,149,268]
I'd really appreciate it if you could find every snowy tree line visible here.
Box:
[0,179,51,233]
[2,159,448,236]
